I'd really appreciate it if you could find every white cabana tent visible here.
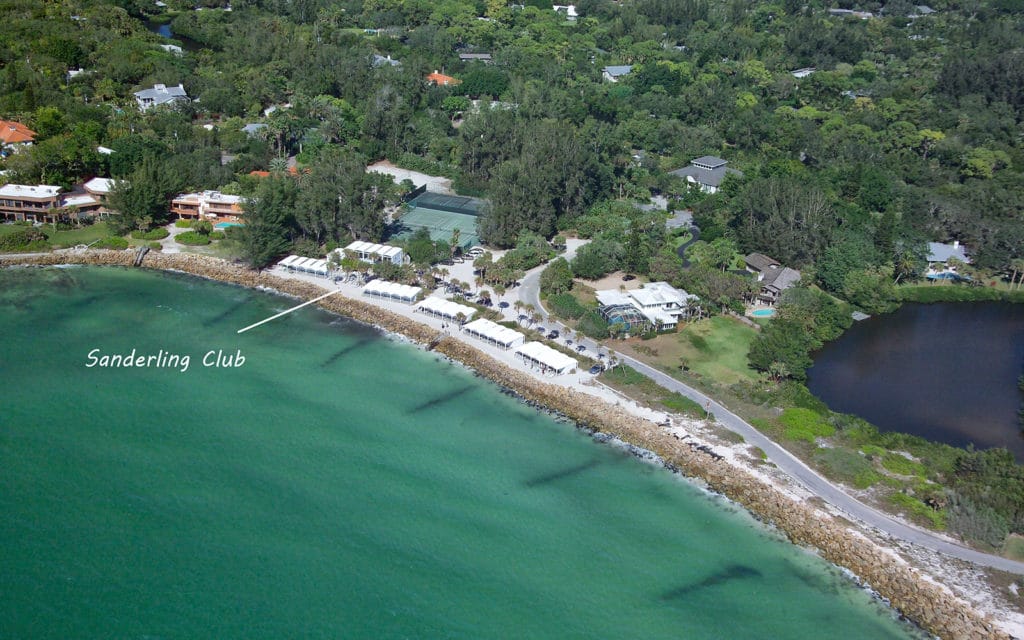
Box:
[308,259,329,277]
[363,280,422,303]
[415,297,477,323]
[294,257,318,272]
[340,240,406,265]
[462,318,525,350]
[278,255,301,269]
[514,342,578,374]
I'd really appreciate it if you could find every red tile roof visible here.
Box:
[0,120,36,145]
[426,71,461,86]
[249,170,270,178]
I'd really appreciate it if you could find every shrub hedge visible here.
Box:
[779,407,835,443]
[547,292,586,320]
[176,231,211,246]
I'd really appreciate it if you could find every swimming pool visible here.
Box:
[214,222,243,230]
[751,308,776,318]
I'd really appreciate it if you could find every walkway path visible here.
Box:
[518,260,1024,574]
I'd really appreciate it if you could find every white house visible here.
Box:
[595,281,699,331]
[133,83,189,112]
[669,156,744,194]
[602,65,633,83]
[553,4,578,19]
[926,241,970,276]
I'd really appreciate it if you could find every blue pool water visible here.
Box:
[751,308,776,318]
[214,222,243,229]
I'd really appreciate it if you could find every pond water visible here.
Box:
[807,302,1024,459]
[143,19,203,52]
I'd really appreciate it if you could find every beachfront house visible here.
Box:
[0,177,121,223]
[0,184,62,222]
[596,281,699,332]
[133,83,190,112]
[669,156,744,194]
[60,177,118,219]
[171,190,243,221]
[745,253,801,305]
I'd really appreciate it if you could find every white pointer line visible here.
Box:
[237,290,342,334]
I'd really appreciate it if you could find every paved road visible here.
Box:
[517,262,1024,574]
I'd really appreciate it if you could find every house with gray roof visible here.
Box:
[745,253,801,305]
[241,123,267,137]
[372,54,401,68]
[458,53,493,63]
[927,241,970,265]
[926,241,970,277]
[133,83,189,112]
[602,65,633,82]
[669,156,744,194]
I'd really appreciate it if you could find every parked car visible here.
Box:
[588,364,604,374]
[547,330,559,339]
[576,345,586,352]
[535,326,545,334]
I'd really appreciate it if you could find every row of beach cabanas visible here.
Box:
[278,255,329,277]
[462,318,525,351]
[415,297,477,323]
[514,341,578,375]
[363,280,422,303]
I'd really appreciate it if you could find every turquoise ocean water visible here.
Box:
[0,267,923,639]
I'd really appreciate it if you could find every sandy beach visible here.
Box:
[2,248,1019,640]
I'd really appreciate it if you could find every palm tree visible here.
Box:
[1011,258,1024,290]
[269,156,289,174]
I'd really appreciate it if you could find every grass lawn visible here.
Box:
[600,365,705,418]
[47,222,114,248]
[1004,534,1024,561]
[671,231,693,248]
[0,224,25,238]
[1,222,114,249]
[615,316,759,386]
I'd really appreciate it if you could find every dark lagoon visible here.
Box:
[144,19,203,52]
[807,302,1024,459]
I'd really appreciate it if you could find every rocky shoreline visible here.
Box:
[1,249,1008,640]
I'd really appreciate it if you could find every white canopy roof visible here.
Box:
[307,259,329,275]
[0,184,61,198]
[344,240,403,258]
[515,342,578,374]
[462,318,525,348]
[279,255,301,267]
[416,297,477,321]
[363,280,422,302]
[83,177,115,194]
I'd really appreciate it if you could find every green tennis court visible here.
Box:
[389,192,486,249]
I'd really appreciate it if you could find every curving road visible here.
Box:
[517,261,1024,574]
